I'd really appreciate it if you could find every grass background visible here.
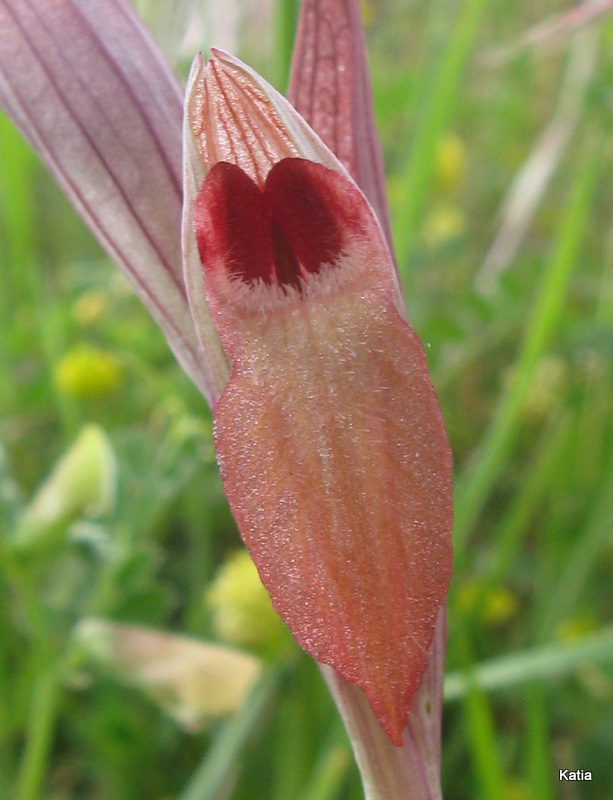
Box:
[1,0,613,798]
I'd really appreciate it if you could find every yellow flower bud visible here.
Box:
[457,579,519,627]
[481,586,519,626]
[555,615,597,644]
[54,343,122,398]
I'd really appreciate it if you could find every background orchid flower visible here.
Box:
[0,0,452,797]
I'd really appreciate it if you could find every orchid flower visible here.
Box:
[0,1,453,798]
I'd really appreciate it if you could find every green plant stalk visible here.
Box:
[0,112,36,409]
[393,0,490,268]
[303,750,350,800]
[0,113,36,297]
[179,669,280,800]
[0,113,76,435]
[453,136,602,549]
[15,663,61,800]
[457,626,507,800]
[2,550,63,800]
[0,576,16,786]
[445,627,613,701]
[574,354,611,492]
[524,683,554,800]
[271,682,311,800]
[485,413,571,579]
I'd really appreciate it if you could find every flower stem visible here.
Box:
[15,662,61,800]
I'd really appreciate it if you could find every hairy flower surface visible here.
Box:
[184,52,453,746]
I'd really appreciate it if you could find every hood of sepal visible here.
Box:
[181,51,399,402]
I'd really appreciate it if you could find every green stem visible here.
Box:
[456,625,507,800]
[15,663,61,800]
[1,547,62,800]
[274,0,300,92]
[524,683,554,800]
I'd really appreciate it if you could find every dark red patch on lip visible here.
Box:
[264,159,345,276]
[194,158,364,291]
[194,161,274,285]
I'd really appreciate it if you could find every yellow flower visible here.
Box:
[207,550,291,656]
[434,133,467,193]
[555,615,597,644]
[54,343,122,398]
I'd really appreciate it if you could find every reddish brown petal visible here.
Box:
[214,288,452,745]
[205,163,453,744]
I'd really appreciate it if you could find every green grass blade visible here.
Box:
[487,412,572,580]
[274,0,300,92]
[524,684,554,800]
[457,628,507,800]
[298,724,351,800]
[445,627,613,702]
[14,663,61,800]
